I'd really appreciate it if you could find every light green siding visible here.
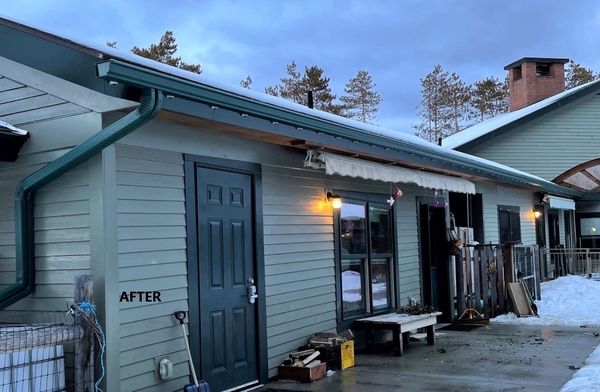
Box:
[0,110,103,322]
[0,152,92,320]
[115,144,189,391]
[462,92,600,181]
[476,183,537,245]
[117,119,425,380]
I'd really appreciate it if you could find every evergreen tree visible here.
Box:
[265,61,304,103]
[132,31,201,74]
[266,61,342,114]
[340,70,383,123]
[240,75,252,89]
[414,65,453,143]
[470,76,509,122]
[446,72,471,133]
[565,60,597,89]
[300,66,341,113]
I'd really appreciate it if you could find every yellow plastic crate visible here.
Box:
[340,340,355,369]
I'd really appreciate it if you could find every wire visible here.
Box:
[72,301,106,392]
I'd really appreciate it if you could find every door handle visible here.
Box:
[247,284,258,304]
[247,277,258,304]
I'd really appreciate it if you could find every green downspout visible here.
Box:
[0,88,163,310]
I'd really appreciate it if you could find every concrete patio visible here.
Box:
[263,324,600,391]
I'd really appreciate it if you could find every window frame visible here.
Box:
[498,205,522,244]
[333,191,397,329]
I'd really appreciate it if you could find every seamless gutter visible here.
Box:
[97,59,581,199]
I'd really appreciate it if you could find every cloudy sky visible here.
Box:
[2,0,600,131]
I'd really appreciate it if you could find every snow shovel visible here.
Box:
[174,311,211,392]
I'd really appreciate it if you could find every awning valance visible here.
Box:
[304,150,476,194]
[544,195,576,210]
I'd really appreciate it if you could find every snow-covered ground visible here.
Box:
[490,275,600,391]
[492,275,600,327]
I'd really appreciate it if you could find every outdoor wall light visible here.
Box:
[533,210,542,218]
[327,192,342,209]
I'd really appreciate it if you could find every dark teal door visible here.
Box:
[196,166,258,391]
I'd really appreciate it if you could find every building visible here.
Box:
[0,20,581,391]
[444,57,600,249]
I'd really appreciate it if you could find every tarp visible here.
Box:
[304,150,476,194]
[544,195,576,210]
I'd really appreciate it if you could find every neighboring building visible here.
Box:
[0,21,582,392]
[444,57,600,249]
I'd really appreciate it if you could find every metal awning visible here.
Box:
[304,150,476,194]
[0,120,29,162]
[544,195,576,210]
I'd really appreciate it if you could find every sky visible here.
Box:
[2,0,600,132]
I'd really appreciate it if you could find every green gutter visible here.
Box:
[0,88,162,310]
[96,60,581,199]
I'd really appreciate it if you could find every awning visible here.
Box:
[544,195,576,210]
[0,120,29,162]
[304,150,476,194]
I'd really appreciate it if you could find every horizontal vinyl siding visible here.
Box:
[0,151,91,322]
[262,166,425,376]
[476,183,536,245]
[262,166,336,376]
[395,192,422,304]
[464,93,600,181]
[115,144,189,391]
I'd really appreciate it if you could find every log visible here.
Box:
[74,274,95,392]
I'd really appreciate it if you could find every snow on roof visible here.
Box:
[0,119,27,136]
[0,14,574,191]
[443,79,600,149]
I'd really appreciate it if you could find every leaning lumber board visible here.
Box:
[507,282,533,317]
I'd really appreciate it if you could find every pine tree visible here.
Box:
[340,70,383,123]
[132,31,201,74]
[565,60,597,89]
[266,62,342,114]
[240,75,252,89]
[414,65,453,143]
[446,72,471,133]
[470,76,509,122]
[300,66,341,113]
[265,61,304,103]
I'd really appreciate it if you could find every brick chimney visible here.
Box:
[504,57,569,111]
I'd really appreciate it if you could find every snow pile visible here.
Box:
[561,345,600,392]
[491,276,600,391]
[492,275,600,327]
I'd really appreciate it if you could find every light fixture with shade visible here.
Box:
[326,192,342,209]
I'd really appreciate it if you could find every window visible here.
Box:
[580,217,600,237]
[498,205,521,244]
[338,199,395,319]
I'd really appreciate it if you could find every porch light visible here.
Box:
[327,192,342,209]
[533,210,542,218]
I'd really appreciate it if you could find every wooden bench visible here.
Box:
[354,312,442,356]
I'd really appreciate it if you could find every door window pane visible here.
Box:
[371,259,391,310]
[341,259,366,316]
[340,203,367,254]
[369,206,392,254]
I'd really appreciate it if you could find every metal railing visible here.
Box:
[544,248,600,278]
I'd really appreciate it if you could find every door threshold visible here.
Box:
[223,380,261,392]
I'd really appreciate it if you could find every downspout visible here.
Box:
[0,88,163,310]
